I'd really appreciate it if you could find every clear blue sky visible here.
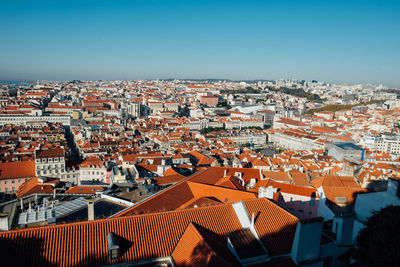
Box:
[0,0,399,86]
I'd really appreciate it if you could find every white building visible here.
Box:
[360,134,400,155]
[35,148,66,178]
[270,130,324,151]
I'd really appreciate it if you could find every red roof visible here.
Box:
[0,198,298,266]
[0,161,35,180]
[65,186,105,194]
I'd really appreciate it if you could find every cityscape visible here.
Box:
[0,1,399,267]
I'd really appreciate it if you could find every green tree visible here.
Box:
[353,205,400,267]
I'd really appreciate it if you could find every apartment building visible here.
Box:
[35,148,66,178]
[360,134,400,155]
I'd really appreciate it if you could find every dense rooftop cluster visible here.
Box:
[0,79,399,266]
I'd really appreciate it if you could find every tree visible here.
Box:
[353,205,400,267]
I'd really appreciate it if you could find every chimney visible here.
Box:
[107,232,121,261]
[0,213,9,231]
[291,217,323,264]
[259,186,278,199]
[87,199,95,221]
[333,213,355,246]
[232,201,251,228]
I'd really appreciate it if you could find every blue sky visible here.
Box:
[0,0,399,86]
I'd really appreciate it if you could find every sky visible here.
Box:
[0,0,399,86]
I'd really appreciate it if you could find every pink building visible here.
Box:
[200,95,218,106]
[0,161,36,198]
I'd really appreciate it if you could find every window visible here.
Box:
[4,181,7,185]
[12,180,15,184]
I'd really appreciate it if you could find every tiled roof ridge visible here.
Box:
[116,168,208,217]
[186,180,256,196]
[1,197,243,235]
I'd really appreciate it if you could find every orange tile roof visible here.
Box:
[16,177,57,198]
[262,171,291,183]
[0,198,298,266]
[290,171,311,187]
[255,179,317,198]
[65,186,105,194]
[36,148,65,158]
[313,175,367,205]
[189,167,261,186]
[117,178,256,216]
[171,222,239,266]
[0,161,36,180]
[153,174,186,186]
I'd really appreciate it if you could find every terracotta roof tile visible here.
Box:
[0,198,298,266]
[65,186,105,194]
[0,161,36,180]
[171,223,239,266]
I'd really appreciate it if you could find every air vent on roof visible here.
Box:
[107,232,120,261]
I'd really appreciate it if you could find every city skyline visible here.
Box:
[1,0,400,87]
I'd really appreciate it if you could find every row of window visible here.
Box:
[0,178,29,185]
[36,158,64,163]
[0,187,16,193]
[36,164,65,170]
[82,171,102,175]
[37,169,64,175]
